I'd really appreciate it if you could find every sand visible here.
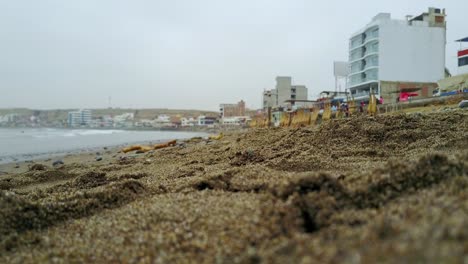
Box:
[0,110,467,263]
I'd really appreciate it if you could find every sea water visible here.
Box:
[0,128,205,164]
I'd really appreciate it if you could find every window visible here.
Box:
[291,94,296,99]
[435,16,444,23]
[434,8,441,14]
[291,88,296,93]
[459,57,468,67]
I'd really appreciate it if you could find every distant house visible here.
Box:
[113,113,134,128]
[181,117,197,127]
[221,116,251,126]
[153,115,172,128]
[197,116,216,126]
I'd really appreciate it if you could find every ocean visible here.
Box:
[0,128,206,164]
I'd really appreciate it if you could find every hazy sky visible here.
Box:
[0,0,466,110]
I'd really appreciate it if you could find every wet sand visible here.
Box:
[0,110,467,263]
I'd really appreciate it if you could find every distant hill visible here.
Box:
[0,108,219,123]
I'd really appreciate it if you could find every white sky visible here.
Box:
[0,0,466,110]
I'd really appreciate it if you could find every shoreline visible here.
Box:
[0,131,210,172]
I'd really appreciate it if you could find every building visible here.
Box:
[262,76,308,109]
[90,115,113,128]
[347,7,446,103]
[113,113,134,128]
[221,116,251,126]
[457,37,468,75]
[219,100,246,118]
[197,116,216,126]
[0,114,18,124]
[318,91,349,101]
[153,115,172,127]
[181,117,197,127]
[262,90,277,109]
[67,109,92,127]
[437,37,468,94]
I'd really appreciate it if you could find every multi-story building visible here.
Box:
[457,37,468,75]
[262,76,308,109]
[219,100,246,118]
[347,7,446,103]
[67,109,92,127]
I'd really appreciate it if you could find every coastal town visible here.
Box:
[1,4,467,263]
[1,8,467,130]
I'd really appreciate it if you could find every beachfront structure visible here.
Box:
[67,109,92,127]
[219,100,246,119]
[347,7,446,103]
[437,38,468,94]
[221,116,251,126]
[262,76,308,109]
[197,116,216,126]
[0,114,18,124]
[153,114,172,127]
[181,117,197,127]
[457,37,468,75]
[113,113,134,128]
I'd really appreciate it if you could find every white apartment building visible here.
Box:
[262,76,308,109]
[347,7,446,103]
[67,109,92,127]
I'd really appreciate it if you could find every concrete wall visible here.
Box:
[379,20,446,83]
[460,65,468,75]
[380,81,437,104]
[438,73,468,91]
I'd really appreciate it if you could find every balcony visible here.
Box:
[349,48,365,62]
[350,35,365,49]
[364,55,379,69]
[348,70,379,87]
[364,41,379,56]
[352,91,371,98]
[350,61,364,73]
[365,28,379,41]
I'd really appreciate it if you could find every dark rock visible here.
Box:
[52,160,64,167]
[95,156,103,161]
[29,164,48,171]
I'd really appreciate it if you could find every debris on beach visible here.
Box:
[121,140,177,153]
[28,164,48,171]
[209,132,224,140]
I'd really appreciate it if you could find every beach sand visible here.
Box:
[0,110,467,263]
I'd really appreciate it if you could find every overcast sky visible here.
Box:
[0,0,466,110]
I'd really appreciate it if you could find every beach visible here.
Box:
[0,110,467,263]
